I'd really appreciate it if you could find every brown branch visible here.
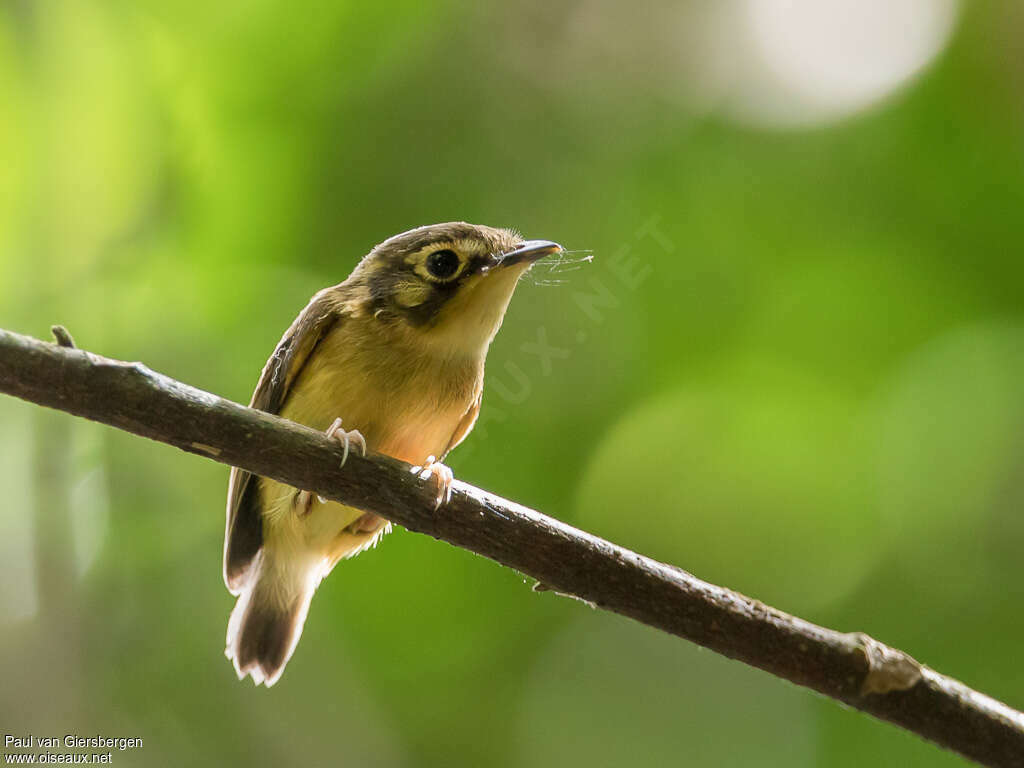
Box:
[1,325,1022,767]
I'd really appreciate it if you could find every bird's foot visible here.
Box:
[409,455,454,509]
[294,489,315,517]
[351,512,387,534]
[325,417,366,469]
[294,419,367,515]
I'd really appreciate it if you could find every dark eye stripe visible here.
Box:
[426,249,460,280]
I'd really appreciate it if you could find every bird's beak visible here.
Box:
[497,240,563,268]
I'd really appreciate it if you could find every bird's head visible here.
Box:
[348,222,562,355]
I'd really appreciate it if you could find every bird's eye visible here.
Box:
[425,249,461,280]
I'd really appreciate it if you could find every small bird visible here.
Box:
[223,222,562,686]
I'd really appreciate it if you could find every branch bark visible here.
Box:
[1,326,1022,768]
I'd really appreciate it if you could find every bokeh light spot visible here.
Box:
[734,0,961,127]
[574,357,882,613]
[872,323,1024,597]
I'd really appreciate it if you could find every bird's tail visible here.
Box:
[225,552,318,687]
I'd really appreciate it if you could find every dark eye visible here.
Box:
[425,249,460,280]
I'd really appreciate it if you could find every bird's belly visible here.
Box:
[283,378,467,465]
[265,337,479,563]
[259,478,376,578]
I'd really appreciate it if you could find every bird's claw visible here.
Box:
[409,455,453,509]
[325,417,366,469]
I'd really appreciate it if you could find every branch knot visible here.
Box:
[852,632,923,696]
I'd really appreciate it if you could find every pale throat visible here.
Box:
[423,265,528,359]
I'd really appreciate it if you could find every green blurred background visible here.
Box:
[2,1,1023,765]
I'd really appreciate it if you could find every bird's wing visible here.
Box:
[441,388,483,461]
[223,288,342,592]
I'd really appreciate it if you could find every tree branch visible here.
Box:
[1,326,1022,768]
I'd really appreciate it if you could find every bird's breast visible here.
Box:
[280,320,483,465]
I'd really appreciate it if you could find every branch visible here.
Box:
[1,326,1022,768]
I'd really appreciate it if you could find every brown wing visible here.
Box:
[441,388,482,461]
[223,288,343,592]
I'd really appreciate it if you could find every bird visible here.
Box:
[223,222,562,686]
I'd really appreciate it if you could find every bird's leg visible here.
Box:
[294,418,367,516]
[409,455,454,509]
[293,489,316,517]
